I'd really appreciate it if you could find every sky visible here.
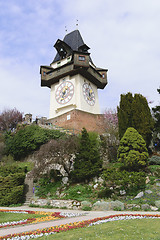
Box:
[0,0,160,120]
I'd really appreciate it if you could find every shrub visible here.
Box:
[81,206,92,211]
[0,164,26,177]
[103,168,146,195]
[5,125,65,160]
[0,185,24,206]
[97,187,113,198]
[0,165,26,206]
[149,155,160,165]
[117,127,149,171]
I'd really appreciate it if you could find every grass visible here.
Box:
[37,219,160,240]
[0,212,45,223]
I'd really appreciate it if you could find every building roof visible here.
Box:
[53,30,91,63]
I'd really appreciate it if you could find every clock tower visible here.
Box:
[40,30,108,133]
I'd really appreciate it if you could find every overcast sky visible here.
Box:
[0,0,160,119]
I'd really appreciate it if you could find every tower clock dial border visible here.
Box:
[55,80,74,105]
[82,82,95,106]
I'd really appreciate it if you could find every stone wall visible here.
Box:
[31,198,81,210]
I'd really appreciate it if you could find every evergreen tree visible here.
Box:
[117,92,154,147]
[117,127,149,171]
[152,88,160,150]
[132,94,154,147]
[117,92,133,139]
[152,88,160,133]
[71,128,102,182]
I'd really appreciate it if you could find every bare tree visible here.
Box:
[0,108,23,131]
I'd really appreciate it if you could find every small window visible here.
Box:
[102,73,105,78]
[79,55,85,61]
[57,61,61,66]
[67,115,71,120]
[43,71,46,76]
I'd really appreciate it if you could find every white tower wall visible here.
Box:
[49,74,100,119]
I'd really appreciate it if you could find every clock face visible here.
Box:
[55,81,74,104]
[83,83,95,106]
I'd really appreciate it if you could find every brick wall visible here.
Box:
[48,109,106,134]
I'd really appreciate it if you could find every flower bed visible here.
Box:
[0,214,160,240]
[0,209,85,229]
[0,209,65,228]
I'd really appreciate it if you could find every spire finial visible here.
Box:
[65,26,67,33]
[76,19,79,29]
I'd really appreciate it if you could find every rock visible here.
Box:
[56,191,60,196]
[62,177,68,185]
[120,190,126,195]
[93,183,98,189]
[97,177,104,184]
[93,177,98,183]
[81,201,92,209]
[59,193,66,198]
[145,190,152,194]
[150,206,158,211]
[146,176,150,184]
[141,204,150,210]
[155,200,160,208]
[73,206,78,210]
[126,204,140,210]
[92,201,110,211]
[110,200,124,210]
[92,200,124,211]
[134,191,144,199]
[77,191,81,194]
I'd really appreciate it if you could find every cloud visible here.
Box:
[0,0,160,119]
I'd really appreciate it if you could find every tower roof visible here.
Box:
[53,30,90,63]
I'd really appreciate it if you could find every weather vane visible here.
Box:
[65,26,67,33]
[76,19,79,29]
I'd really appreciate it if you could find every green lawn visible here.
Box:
[0,212,44,223]
[38,219,160,240]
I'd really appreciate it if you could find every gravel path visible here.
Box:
[0,206,160,237]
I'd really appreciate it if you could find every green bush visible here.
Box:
[149,155,160,165]
[148,165,160,178]
[81,206,92,211]
[117,127,148,171]
[97,187,113,198]
[103,168,146,195]
[0,185,24,206]
[5,125,65,160]
[0,165,26,206]
[0,165,26,177]
[0,173,25,189]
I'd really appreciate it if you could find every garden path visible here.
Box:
[0,206,160,237]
